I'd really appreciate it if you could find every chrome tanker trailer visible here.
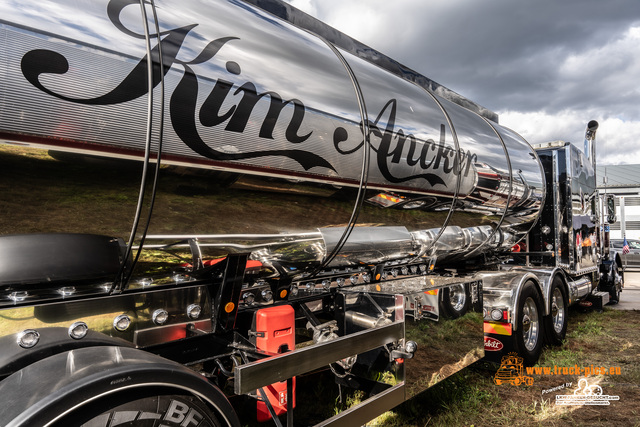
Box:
[0,0,622,425]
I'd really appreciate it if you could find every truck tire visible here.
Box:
[440,283,470,319]
[543,277,568,346]
[513,281,544,366]
[63,393,226,427]
[606,260,623,303]
[610,281,621,303]
[0,346,240,427]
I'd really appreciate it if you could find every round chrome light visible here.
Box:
[483,308,488,318]
[541,225,551,235]
[58,286,76,296]
[391,269,399,278]
[410,265,418,274]
[405,340,418,354]
[152,309,169,325]
[290,284,299,297]
[172,273,186,283]
[381,271,388,280]
[362,272,371,283]
[419,264,427,273]
[113,314,132,332]
[68,322,89,339]
[401,266,409,275]
[17,329,40,348]
[138,278,153,287]
[321,280,332,290]
[9,291,28,302]
[243,292,256,304]
[490,309,503,321]
[187,304,202,319]
[261,289,273,302]
[349,275,359,285]
[336,277,345,287]
[546,243,554,251]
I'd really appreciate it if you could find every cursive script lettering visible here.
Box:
[334,99,474,187]
[20,0,478,184]
[21,0,332,171]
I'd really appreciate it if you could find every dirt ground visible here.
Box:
[507,308,640,426]
[372,305,640,427]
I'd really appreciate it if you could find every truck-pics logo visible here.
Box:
[493,353,534,386]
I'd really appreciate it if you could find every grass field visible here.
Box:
[372,307,640,426]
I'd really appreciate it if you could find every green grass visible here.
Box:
[373,307,640,426]
[538,348,584,368]
[568,316,604,338]
[371,368,500,426]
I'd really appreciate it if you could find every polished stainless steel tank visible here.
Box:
[0,0,544,282]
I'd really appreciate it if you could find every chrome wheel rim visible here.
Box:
[522,296,540,352]
[551,287,565,334]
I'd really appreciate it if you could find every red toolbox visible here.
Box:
[252,305,296,422]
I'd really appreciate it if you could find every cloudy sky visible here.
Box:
[284,0,640,166]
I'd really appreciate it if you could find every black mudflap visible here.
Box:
[483,331,515,364]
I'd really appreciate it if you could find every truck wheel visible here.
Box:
[608,260,623,303]
[600,259,622,303]
[543,277,568,346]
[440,283,470,319]
[610,283,621,303]
[514,281,543,366]
[65,393,226,427]
[0,346,240,427]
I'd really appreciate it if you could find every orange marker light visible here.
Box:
[224,302,235,313]
[280,289,288,299]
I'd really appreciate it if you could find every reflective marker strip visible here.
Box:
[378,194,401,203]
[484,321,512,336]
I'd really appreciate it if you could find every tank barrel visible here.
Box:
[1,0,545,279]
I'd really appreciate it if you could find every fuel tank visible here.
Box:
[0,0,544,282]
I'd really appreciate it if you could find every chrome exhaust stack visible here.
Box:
[583,120,599,169]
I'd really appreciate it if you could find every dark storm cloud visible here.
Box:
[286,0,640,164]
[353,0,638,114]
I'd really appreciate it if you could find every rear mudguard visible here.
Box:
[0,345,240,427]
